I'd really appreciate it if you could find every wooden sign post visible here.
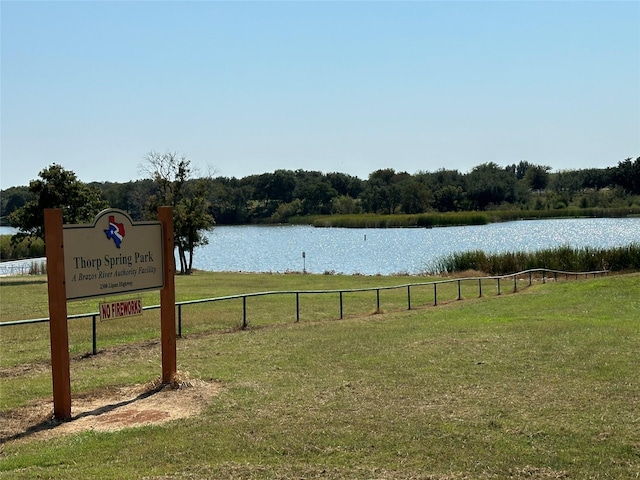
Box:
[159,206,176,383]
[44,209,72,420]
[44,207,176,420]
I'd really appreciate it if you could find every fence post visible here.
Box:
[457,280,461,300]
[529,271,532,286]
[513,274,517,293]
[478,278,482,297]
[543,271,546,284]
[339,291,343,319]
[178,304,182,338]
[242,296,247,329]
[434,283,437,306]
[92,314,97,355]
[376,289,380,313]
[296,292,300,322]
[497,278,501,296]
[407,285,411,310]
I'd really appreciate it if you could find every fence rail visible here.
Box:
[0,268,609,355]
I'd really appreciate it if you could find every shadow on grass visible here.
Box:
[0,383,165,444]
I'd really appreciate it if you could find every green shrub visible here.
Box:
[0,234,45,261]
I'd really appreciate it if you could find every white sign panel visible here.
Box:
[63,209,164,301]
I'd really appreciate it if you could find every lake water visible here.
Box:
[2,218,639,276]
[196,218,639,275]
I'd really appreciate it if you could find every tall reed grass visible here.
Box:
[307,207,640,229]
[487,206,640,223]
[311,212,489,228]
[432,243,640,275]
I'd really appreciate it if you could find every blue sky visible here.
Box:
[1,1,639,189]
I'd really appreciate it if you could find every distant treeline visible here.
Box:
[2,158,639,225]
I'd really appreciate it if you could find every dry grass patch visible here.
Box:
[1,372,222,445]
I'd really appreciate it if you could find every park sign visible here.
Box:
[63,209,164,301]
[45,206,176,420]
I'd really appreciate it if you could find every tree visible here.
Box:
[464,163,518,210]
[510,161,535,180]
[94,179,156,221]
[1,186,32,221]
[433,185,465,212]
[250,170,297,216]
[362,169,402,214]
[330,195,361,214]
[293,171,337,215]
[8,164,108,243]
[581,168,615,190]
[205,177,252,224]
[399,176,432,214]
[524,165,551,193]
[174,183,216,273]
[326,172,363,198]
[141,151,215,274]
[614,157,640,194]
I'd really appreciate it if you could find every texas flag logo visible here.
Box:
[104,215,126,248]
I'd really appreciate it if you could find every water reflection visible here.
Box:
[195,218,640,275]
[2,219,638,276]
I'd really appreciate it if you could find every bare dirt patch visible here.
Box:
[1,373,222,445]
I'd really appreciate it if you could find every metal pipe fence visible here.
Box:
[0,268,609,356]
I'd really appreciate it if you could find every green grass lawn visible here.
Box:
[1,272,639,479]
